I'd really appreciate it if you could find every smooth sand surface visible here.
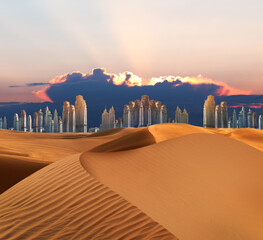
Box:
[1,123,263,239]
[0,154,176,240]
[81,133,263,240]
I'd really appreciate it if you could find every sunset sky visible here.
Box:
[0,0,263,102]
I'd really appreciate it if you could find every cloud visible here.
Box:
[9,83,49,88]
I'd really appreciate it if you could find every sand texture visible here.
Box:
[1,123,263,239]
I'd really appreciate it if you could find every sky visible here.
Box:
[0,0,263,102]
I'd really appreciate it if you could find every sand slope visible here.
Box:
[81,133,263,240]
[0,154,176,240]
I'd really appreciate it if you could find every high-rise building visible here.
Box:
[20,110,27,132]
[75,95,87,132]
[109,106,116,129]
[215,105,222,128]
[247,109,252,128]
[44,107,50,131]
[259,115,263,130]
[33,112,39,132]
[53,109,59,133]
[175,106,182,123]
[46,111,53,133]
[0,118,2,129]
[238,111,243,128]
[38,109,44,132]
[241,106,246,128]
[232,109,237,128]
[101,108,109,130]
[220,101,228,128]
[58,116,63,133]
[3,117,7,129]
[181,108,189,124]
[228,117,233,128]
[160,105,168,123]
[69,105,76,132]
[123,105,131,128]
[252,112,258,129]
[63,101,70,132]
[13,113,20,131]
[203,95,215,128]
[27,115,32,132]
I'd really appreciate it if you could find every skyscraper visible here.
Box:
[20,110,27,132]
[232,109,237,128]
[0,118,2,129]
[3,117,7,129]
[13,113,20,131]
[181,108,189,124]
[175,106,182,123]
[203,95,215,128]
[259,115,263,130]
[123,105,131,128]
[75,95,87,132]
[53,109,59,133]
[241,106,246,128]
[102,108,109,130]
[109,106,116,129]
[238,111,243,128]
[220,101,228,128]
[44,107,50,131]
[247,109,252,128]
[63,101,70,132]
[38,109,44,132]
[69,105,76,132]
[33,112,38,132]
[58,116,63,133]
[27,115,32,132]
[215,105,222,128]
[252,112,258,128]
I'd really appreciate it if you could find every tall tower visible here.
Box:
[33,112,39,132]
[133,100,140,127]
[109,106,116,129]
[53,109,59,133]
[75,95,87,132]
[220,101,228,128]
[215,105,222,128]
[160,105,167,124]
[0,118,2,129]
[102,108,109,130]
[20,110,27,132]
[241,106,246,128]
[69,105,76,132]
[238,110,243,128]
[123,105,131,128]
[232,109,237,128]
[203,95,215,128]
[252,112,258,128]
[38,109,44,132]
[247,109,252,128]
[27,115,32,132]
[175,106,182,123]
[63,101,70,132]
[259,115,262,130]
[13,113,20,131]
[181,108,189,124]
[58,116,63,133]
[3,117,7,129]
[44,107,50,131]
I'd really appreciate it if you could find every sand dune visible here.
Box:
[1,123,263,239]
[81,133,263,240]
[0,154,176,240]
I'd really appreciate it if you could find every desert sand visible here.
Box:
[1,123,263,239]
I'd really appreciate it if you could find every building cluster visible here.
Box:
[100,95,189,131]
[203,95,263,129]
[0,95,88,133]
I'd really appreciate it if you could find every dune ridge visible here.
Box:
[0,154,176,240]
[81,133,263,240]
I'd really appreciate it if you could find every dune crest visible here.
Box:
[0,154,176,240]
[81,133,263,240]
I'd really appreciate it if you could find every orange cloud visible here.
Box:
[32,86,53,102]
[229,103,263,109]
